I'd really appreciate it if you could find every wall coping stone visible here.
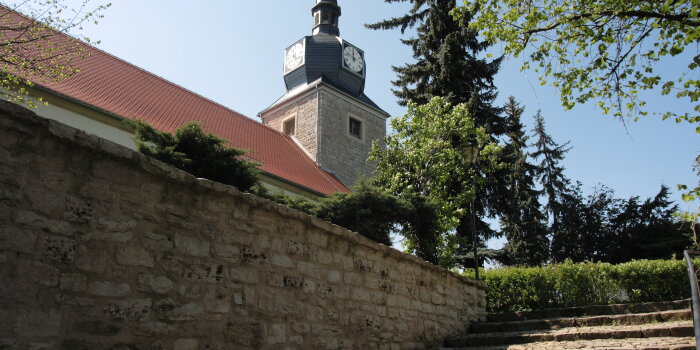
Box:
[0,100,484,290]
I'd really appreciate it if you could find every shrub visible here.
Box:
[128,120,260,192]
[314,180,406,246]
[480,259,698,314]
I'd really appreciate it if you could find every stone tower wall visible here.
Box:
[316,87,386,187]
[0,102,485,350]
[261,92,320,160]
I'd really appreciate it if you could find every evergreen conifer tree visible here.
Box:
[531,111,572,232]
[367,0,506,270]
[366,0,504,134]
[497,97,549,265]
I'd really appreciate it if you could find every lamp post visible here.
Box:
[465,145,480,280]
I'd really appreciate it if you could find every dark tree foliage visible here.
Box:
[551,183,615,262]
[366,0,503,134]
[251,184,317,215]
[128,120,260,192]
[314,180,406,246]
[607,186,688,263]
[551,184,688,263]
[497,97,549,266]
[399,192,442,265]
[368,0,508,270]
[531,111,572,230]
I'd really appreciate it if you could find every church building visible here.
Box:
[4,0,387,200]
[260,0,389,187]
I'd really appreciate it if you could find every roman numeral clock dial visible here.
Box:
[343,45,364,74]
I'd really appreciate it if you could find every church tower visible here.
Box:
[259,0,389,189]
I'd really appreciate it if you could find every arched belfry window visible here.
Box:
[321,11,330,24]
[314,13,320,26]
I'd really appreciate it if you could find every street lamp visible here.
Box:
[464,145,480,281]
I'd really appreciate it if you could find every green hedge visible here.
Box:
[469,259,697,314]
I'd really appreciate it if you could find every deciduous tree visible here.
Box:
[370,97,503,268]
[0,0,110,106]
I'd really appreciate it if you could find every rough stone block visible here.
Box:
[59,338,104,350]
[14,310,61,337]
[241,248,268,265]
[63,197,93,223]
[174,339,198,350]
[116,246,154,267]
[88,281,131,297]
[0,225,37,254]
[59,273,87,292]
[28,343,54,350]
[270,254,293,268]
[142,232,174,251]
[174,234,210,257]
[204,285,232,313]
[156,298,203,321]
[105,299,152,321]
[41,236,77,264]
[327,270,341,284]
[75,245,109,273]
[306,229,328,247]
[184,263,225,283]
[136,274,173,294]
[213,244,239,263]
[71,320,121,336]
[134,322,177,337]
[266,324,286,344]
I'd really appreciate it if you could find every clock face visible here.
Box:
[285,42,305,73]
[343,45,364,73]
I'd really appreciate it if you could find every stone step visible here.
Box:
[440,336,697,350]
[472,309,692,333]
[487,300,691,323]
[444,321,695,348]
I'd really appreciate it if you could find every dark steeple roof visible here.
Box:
[284,0,366,98]
[312,0,341,36]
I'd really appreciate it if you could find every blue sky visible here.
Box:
[52,0,698,246]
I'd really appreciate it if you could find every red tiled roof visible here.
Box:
[3,8,349,196]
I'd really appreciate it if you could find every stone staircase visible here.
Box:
[441,300,697,350]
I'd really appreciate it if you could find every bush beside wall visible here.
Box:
[474,259,696,314]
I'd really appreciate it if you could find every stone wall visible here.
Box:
[0,101,485,350]
[262,92,319,161]
[316,87,386,187]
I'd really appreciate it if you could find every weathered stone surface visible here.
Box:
[41,236,77,263]
[155,298,204,321]
[64,197,94,223]
[88,281,131,297]
[174,339,198,350]
[142,233,174,251]
[0,225,37,254]
[184,263,225,283]
[105,299,152,321]
[116,246,154,267]
[14,310,61,337]
[0,104,485,350]
[59,273,87,292]
[72,320,121,336]
[136,274,173,294]
[174,234,210,257]
[75,245,109,273]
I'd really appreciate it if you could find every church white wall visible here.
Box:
[32,103,136,150]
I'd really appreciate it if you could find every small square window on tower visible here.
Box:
[283,117,296,136]
[349,117,362,139]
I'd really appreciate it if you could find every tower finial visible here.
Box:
[312,0,341,36]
